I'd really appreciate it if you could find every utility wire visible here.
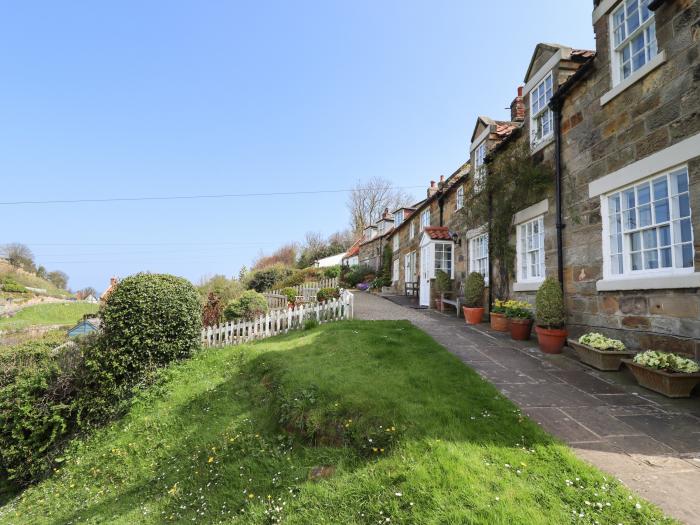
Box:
[0,185,426,206]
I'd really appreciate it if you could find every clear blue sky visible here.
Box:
[0,1,595,293]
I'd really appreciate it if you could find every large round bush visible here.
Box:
[101,273,202,371]
[224,290,269,321]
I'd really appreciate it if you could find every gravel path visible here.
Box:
[353,291,700,525]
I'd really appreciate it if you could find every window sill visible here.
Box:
[600,51,667,107]
[596,272,700,291]
[530,136,554,155]
[513,280,543,292]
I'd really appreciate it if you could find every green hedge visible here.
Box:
[224,290,269,321]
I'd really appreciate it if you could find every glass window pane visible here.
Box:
[644,249,659,269]
[658,225,671,246]
[680,218,692,242]
[639,204,652,227]
[623,189,635,209]
[660,247,672,268]
[631,252,642,270]
[653,178,668,199]
[678,193,690,218]
[654,199,669,223]
[624,210,636,230]
[612,254,623,274]
[682,244,693,268]
[672,170,689,194]
[643,229,657,249]
[630,231,642,251]
[637,182,651,205]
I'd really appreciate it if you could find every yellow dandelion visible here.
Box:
[208,457,214,463]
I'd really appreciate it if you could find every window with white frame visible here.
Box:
[456,186,464,210]
[392,234,399,252]
[610,0,657,85]
[392,259,399,282]
[530,72,554,148]
[434,242,453,277]
[409,221,415,240]
[474,142,487,189]
[404,251,416,282]
[469,233,489,283]
[605,166,693,277]
[394,210,404,228]
[421,209,431,228]
[516,216,545,282]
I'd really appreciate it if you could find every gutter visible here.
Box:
[548,57,595,290]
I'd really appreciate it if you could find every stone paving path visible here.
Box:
[353,291,700,525]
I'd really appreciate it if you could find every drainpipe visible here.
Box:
[552,100,565,291]
[487,189,493,319]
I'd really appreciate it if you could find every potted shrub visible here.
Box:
[317,287,340,303]
[281,287,298,308]
[505,300,533,341]
[434,270,451,310]
[623,350,700,398]
[534,278,568,354]
[462,272,485,324]
[489,299,510,332]
[569,332,635,371]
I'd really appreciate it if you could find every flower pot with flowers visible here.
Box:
[623,350,700,398]
[489,299,510,332]
[534,278,568,354]
[569,332,635,370]
[504,300,533,341]
[462,272,485,324]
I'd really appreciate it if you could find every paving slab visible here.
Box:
[355,291,700,524]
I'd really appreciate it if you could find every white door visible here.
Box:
[419,244,431,307]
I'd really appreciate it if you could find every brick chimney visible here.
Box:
[427,180,438,198]
[381,207,391,220]
[510,86,525,122]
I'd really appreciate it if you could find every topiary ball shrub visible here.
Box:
[535,277,566,329]
[101,273,202,373]
[464,272,485,307]
[224,290,269,321]
[317,287,340,302]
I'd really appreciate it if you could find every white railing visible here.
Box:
[202,290,353,348]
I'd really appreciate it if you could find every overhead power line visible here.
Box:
[0,185,426,206]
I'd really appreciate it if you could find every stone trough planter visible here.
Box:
[568,339,635,371]
[622,359,700,398]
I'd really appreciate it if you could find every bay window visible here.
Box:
[604,166,694,278]
[516,216,545,283]
[530,72,553,149]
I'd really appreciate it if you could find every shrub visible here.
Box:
[246,264,293,292]
[434,270,452,294]
[342,265,374,288]
[323,265,341,279]
[281,287,298,305]
[224,290,269,321]
[535,277,566,328]
[1,277,28,293]
[578,332,626,351]
[278,270,305,289]
[303,318,319,330]
[201,292,223,327]
[491,298,507,314]
[101,273,202,374]
[633,350,700,373]
[317,287,340,303]
[464,272,485,308]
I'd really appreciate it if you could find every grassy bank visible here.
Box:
[0,321,673,524]
[0,303,98,331]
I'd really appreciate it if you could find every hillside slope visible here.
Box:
[0,260,72,299]
[0,321,673,524]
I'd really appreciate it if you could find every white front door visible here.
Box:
[419,244,431,307]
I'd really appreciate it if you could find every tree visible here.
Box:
[346,177,413,235]
[0,243,35,272]
[76,287,97,300]
[47,270,69,290]
[36,266,47,279]
[253,243,298,270]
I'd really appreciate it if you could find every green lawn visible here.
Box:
[0,321,673,524]
[0,302,98,331]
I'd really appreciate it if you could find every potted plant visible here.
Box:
[569,332,635,371]
[505,300,533,341]
[281,287,298,308]
[534,278,568,354]
[462,272,485,324]
[490,299,510,332]
[623,350,700,398]
[434,270,451,310]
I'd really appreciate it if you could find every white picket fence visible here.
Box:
[263,277,340,308]
[202,290,353,348]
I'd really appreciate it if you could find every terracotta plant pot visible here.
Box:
[509,318,533,341]
[462,306,484,325]
[535,326,568,354]
[434,299,442,310]
[568,339,635,371]
[490,312,509,332]
[623,359,700,398]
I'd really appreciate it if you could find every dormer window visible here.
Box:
[394,210,404,227]
[611,0,657,85]
[474,142,487,190]
[530,72,554,148]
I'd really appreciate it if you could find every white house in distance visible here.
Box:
[314,252,345,268]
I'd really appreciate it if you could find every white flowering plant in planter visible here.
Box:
[578,333,626,352]
[633,350,700,374]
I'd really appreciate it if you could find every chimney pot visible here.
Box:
[510,85,526,123]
